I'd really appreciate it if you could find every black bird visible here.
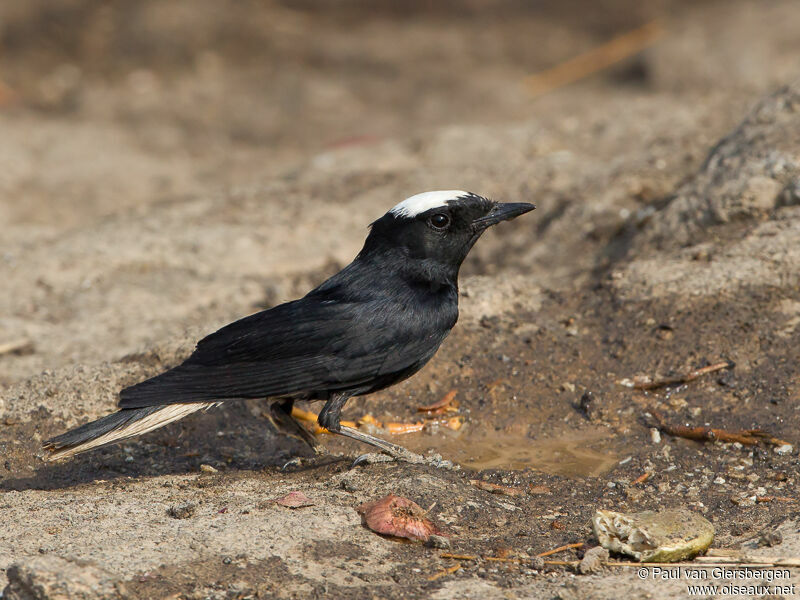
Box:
[43,191,534,463]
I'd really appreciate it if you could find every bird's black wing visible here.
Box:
[118,296,443,408]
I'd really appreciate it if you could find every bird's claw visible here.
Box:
[351,450,457,470]
[281,456,304,471]
[351,452,394,467]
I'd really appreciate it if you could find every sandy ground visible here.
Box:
[1,1,800,598]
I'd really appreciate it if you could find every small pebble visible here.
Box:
[200,464,219,473]
[758,531,783,548]
[578,546,609,574]
[650,428,661,444]
[338,475,360,493]
[774,444,793,455]
[168,502,196,519]
[425,535,451,550]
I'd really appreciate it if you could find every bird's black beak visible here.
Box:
[472,202,536,230]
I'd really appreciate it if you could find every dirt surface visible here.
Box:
[1,1,800,598]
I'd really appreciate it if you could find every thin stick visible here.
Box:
[469,479,525,497]
[651,410,789,447]
[439,551,800,570]
[607,559,800,568]
[417,389,458,414]
[626,360,733,390]
[536,542,584,558]
[0,78,17,107]
[428,563,461,581]
[485,557,526,564]
[0,338,34,356]
[632,472,652,486]
[525,21,664,97]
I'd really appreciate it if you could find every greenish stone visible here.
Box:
[593,508,715,562]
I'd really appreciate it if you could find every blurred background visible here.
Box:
[2,0,798,231]
[2,4,800,593]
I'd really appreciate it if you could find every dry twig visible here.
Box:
[428,563,461,581]
[440,554,477,561]
[441,551,800,570]
[755,496,796,503]
[650,411,790,447]
[525,21,664,97]
[536,542,584,558]
[622,360,733,390]
[438,543,583,569]
[469,480,524,497]
[417,390,458,415]
[0,338,34,357]
[0,77,17,107]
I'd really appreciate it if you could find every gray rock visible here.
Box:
[424,534,452,550]
[167,501,197,519]
[3,555,125,600]
[757,530,783,548]
[593,508,714,562]
[641,78,800,249]
[578,546,609,575]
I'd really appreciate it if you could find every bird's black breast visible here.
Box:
[118,264,459,408]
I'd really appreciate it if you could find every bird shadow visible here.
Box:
[0,402,322,492]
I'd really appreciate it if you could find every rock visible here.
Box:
[578,546,609,574]
[592,508,714,562]
[757,530,783,548]
[650,428,662,444]
[529,556,545,570]
[425,535,452,550]
[642,78,800,249]
[3,555,125,599]
[167,501,196,519]
[774,443,793,455]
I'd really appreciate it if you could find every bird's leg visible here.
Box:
[269,399,322,453]
[316,392,349,433]
[318,392,432,465]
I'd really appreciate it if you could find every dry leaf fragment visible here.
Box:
[385,421,425,434]
[274,491,315,508]
[417,390,459,415]
[444,416,463,431]
[357,494,443,542]
[469,480,524,497]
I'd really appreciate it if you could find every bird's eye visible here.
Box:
[428,213,451,230]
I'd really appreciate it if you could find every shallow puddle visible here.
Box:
[405,429,619,477]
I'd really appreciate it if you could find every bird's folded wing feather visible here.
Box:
[118,297,430,408]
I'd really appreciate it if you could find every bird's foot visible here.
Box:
[328,425,456,469]
[281,456,309,471]
[351,450,456,470]
[280,449,338,472]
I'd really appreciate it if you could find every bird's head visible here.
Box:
[361,190,535,283]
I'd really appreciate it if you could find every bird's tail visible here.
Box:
[42,402,220,461]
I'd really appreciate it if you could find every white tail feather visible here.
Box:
[45,402,221,462]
